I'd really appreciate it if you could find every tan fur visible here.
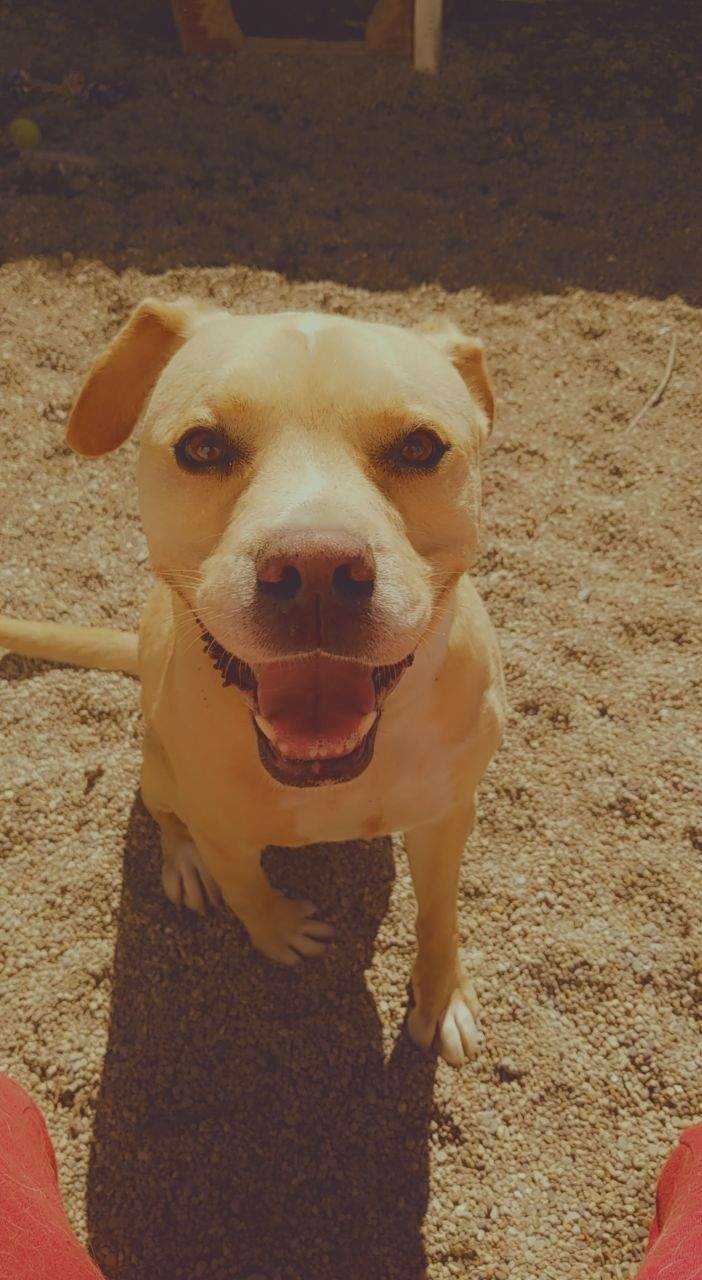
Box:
[420,318,495,443]
[66,298,212,457]
[0,616,138,675]
[1,299,506,1067]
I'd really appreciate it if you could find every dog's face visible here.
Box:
[67,301,493,787]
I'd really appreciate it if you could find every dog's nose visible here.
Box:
[257,533,375,607]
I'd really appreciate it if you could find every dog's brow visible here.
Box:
[178,398,257,439]
[205,394,257,421]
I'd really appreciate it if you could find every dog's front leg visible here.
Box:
[404,800,482,1067]
[141,731,225,915]
[192,831,335,967]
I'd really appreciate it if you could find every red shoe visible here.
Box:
[636,1125,702,1280]
[0,1074,104,1280]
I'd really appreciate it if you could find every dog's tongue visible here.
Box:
[254,656,376,759]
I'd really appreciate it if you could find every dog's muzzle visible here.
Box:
[198,622,413,787]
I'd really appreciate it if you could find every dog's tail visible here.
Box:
[0,616,139,676]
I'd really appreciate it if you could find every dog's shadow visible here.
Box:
[87,797,435,1280]
[0,652,75,684]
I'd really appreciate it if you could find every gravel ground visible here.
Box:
[1,4,701,1279]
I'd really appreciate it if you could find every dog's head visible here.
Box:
[67,300,493,787]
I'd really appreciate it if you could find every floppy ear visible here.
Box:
[420,319,494,446]
[66,297,211,458]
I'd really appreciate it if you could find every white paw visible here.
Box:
[408,974,483,1067]
[245,895,335,967]
[161,836,223,915]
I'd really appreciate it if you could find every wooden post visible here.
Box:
[365,0,413,55]
[414,0,443,74]
[171,0,244,55]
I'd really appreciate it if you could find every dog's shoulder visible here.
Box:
[448,574,504,690]
[138,583,176,720]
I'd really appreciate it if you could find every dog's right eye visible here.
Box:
[174,427,238,474]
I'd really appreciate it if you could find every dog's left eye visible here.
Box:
[174,427,237,473]
[388,428,449,472]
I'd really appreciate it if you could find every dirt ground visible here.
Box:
[1,4,701,1279]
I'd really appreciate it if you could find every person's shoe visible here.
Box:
[0,1074,103,1279]
[636,1125,702,1279]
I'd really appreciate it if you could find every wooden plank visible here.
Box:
[414,0,443,73]
[243,38,367,57]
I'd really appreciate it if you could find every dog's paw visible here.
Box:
[161,836,224,915]
[408,971,483,1067]
[245,894,335,967]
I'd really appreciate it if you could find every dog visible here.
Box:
[0,299,506,1066]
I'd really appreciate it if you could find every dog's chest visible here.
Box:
[163,682,463,847]
[275,711,461,843]
[154,595,500,849]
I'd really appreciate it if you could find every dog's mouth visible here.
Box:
[198,623,413,787]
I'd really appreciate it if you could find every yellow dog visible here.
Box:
[0,300,505,1065]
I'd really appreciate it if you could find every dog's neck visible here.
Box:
[385,589,457,716]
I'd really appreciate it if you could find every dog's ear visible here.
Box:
[420,319,494,445]
[66,297,211,457]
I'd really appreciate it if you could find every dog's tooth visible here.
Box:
[255,709,377,762]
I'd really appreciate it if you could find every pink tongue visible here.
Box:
[255,656,376,753]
